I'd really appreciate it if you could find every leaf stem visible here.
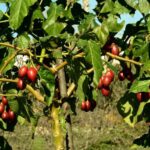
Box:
[39,48,46,63]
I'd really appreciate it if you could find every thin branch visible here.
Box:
[0,78,45,103]
[0,20,9,24]
[106,52,143,66]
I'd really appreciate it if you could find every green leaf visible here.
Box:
[9,0,37,30]
[130,80,150,93]
[138,0,150,14]
[104,14,125,33]
[14,33,30,49]
[100,0,114,13]
[93,24,109,47]
[117,92,145,127]
[44,22,67,36]
[8,99,19,114]
[42,3,66,35]
[124,0,138,9]
[78,40,103,85]
[0,48,15,74]
[114,1,130,14]
[38,66,55,106]
[78,14,97,34]
[76,75,88,101]
[17,115,26,125]
[0,10,3,20]
[140,60,150,75]
[0,0,12,2]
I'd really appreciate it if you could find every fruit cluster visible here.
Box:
[0,96,15,122]
[98,69,114,96]
[136,92,150,102]
[81,99,96,112]
[17,65,38,90]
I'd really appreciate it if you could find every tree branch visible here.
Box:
[56,49,74,150]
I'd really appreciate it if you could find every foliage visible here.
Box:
[0,0,150,149]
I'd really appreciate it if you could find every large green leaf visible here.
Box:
[103,14,125,33]
[38,66,55,106]
[138,0,150,14]
[100,0,114,13]
[42,3,66,35]
[93,24,109,47]
[76,75,88,102]
[78,40,103,85]
[44,22,67,36]
[78,14,97,34]
[130,80,150,93]
[14,33,30,49]
[9,0,37,30]
[113,1,130,14]
[117,92,150,127]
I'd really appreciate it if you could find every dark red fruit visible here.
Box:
[0,103,4,114]
[90,100,96,111]
[101,87,110,96]
[111,43,119,56]
[98,76,104,89]
[85,100,91,111]
[105,70,114,81]
[27,67,37,82]
[118,71,125,81]
[17,78,26,90]
[102,75,112,87]
[8,110,15,121]
[1,111,9,120]
[2,96,8,105]
[81,101,86,111]
[136,92,143,102]
[126,71,133,82]
[18,66,28,78]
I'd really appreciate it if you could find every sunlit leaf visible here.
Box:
[9,0,37,30]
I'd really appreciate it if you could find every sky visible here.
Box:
[0,0,143,37]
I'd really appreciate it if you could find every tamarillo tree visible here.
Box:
[0,0,150,149]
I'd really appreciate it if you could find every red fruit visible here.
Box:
[81,101,86,111]
[2,96,8,105]
[136,92,143,102]
[105,70,114,81]
[1,111,9,120]
[118,71,125,81]
[17,78,26,90]
[148,92,150,99]
[111,43,119,56]
[0,103,4,114]
[18,66,28,78]
[85,100,91,111]
[27,67,37,82]
[101,87,110,96]
[98,76,104,89]
[8,110,15,121]
[102,75,112,87]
